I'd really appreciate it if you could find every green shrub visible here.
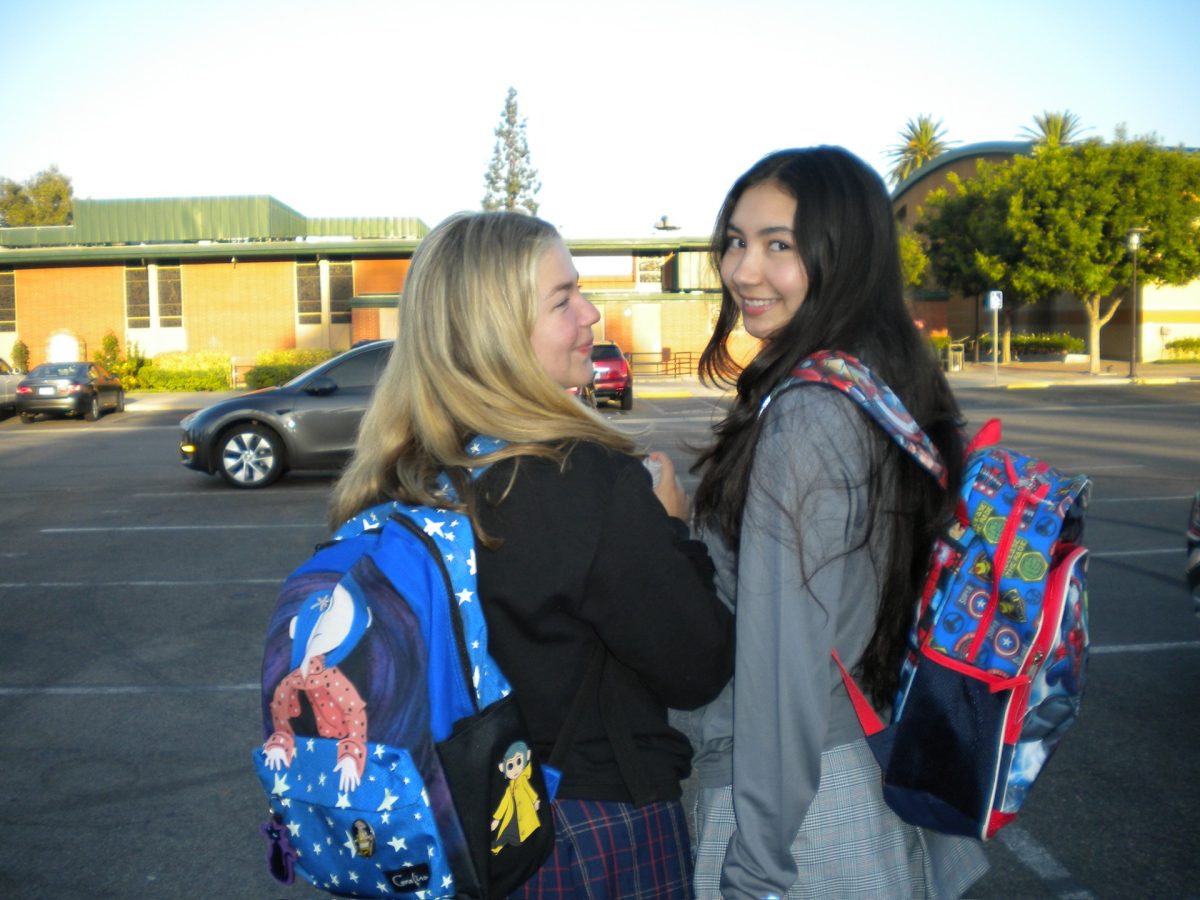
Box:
[139,366,230,391]
[11,338,29,372]
[245,364,310,389]
[140,350,231,391]
[978,332,1084,355]
[1164,337,1200,358]
[151,350,233,372]
[244,348,334,388]
[92,331,147,389]
[255,348,333,368]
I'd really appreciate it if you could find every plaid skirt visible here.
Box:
[692,739,989,899]
[507,797,693,900]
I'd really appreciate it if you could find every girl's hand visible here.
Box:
[647,451,690,521]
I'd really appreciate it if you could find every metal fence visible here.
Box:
[627,350,698,377]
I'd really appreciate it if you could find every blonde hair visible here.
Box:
[330,211,636,527]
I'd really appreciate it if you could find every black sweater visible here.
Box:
[475,441,733,803]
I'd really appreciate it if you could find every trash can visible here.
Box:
[945,342,964,373]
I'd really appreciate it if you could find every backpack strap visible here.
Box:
[766,350,948,490]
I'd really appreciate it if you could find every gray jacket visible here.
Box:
[681,385,893,892]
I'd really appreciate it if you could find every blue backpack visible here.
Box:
[253,445,559,898]
[786,351,1091,840]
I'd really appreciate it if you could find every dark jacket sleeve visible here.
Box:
[475,442,732,711]
[574,451,731,710]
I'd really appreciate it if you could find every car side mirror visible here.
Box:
[305,376,338,396]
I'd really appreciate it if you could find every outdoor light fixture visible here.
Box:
[1127,228,1148,379]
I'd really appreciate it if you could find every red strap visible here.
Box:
[831,649,886,736]
[966,418,1003,456]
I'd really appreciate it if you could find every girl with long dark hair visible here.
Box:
[682,147,989,898]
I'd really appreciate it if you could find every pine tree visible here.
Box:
[482,87,541,215]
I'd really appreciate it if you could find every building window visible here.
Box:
[330,262,353,324]
[0,271,14,332]
[297,262,321,324]
[126,266,150,328]
[158,265,182,328]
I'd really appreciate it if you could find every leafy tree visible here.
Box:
[1020,110,1085,148]
[1004,138,1200,373]
[897,227,928,289]
[887,115,954,185]
[482,87,541,215]
[0,165,73,226]
[918,162,1028,361]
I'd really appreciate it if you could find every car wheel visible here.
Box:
[217,424,284,488]
[84,393,102,421]
[620,386,634,411]
[20,412,35,424]
[115,389,125,413]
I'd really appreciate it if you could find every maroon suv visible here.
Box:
[590,341,633,410]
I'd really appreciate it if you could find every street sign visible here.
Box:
[987,290,1004,311]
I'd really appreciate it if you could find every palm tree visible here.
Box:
[1020,110,1086,148]
[887,115,954,185]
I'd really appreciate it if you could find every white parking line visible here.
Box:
[1091,495,1196,504]
[997,825,1096,899]
[0,578,277,588]
[0,683,259,696]
[41,523,323,533]
[1090,548,1182,558]
[1090,641,1200,655]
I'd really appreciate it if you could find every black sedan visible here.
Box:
[179,340,391,488]
[16,362,125,422]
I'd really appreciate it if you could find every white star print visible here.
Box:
[306,738,316,752]
[287,820,300,838]
[343,832,357,855]
[442,874,454,889]
[271,773,291,796]
[456,588,473,605]
[336,793,352,809]
[377,789,399,812]
[374,743,386,758]
[423,518,447,538]
[467,548,477,575]
[388,835,407,852]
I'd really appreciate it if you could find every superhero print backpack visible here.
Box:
[784,350,1091,840]
[252,439,556,898]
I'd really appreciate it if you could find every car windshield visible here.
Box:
[31,364,85,379]
[591,345,623,361]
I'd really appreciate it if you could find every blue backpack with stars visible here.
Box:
[784,351,1091,840]
[252,443,559,898]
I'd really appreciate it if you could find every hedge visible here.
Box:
[137,350,231,391]
[245,364,311,389]
[244,348,334,388]
[976,333,1085,355]
[1164,337,1200,358]
[139,365,230,391]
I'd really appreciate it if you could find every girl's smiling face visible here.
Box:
[531,240,600,388]
[720,181,809,340]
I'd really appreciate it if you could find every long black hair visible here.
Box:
[691,146,964,706]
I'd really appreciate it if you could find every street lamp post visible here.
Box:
[1127,229,1145,380]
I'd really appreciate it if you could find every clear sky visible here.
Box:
[1,0,1197,238]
